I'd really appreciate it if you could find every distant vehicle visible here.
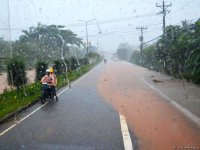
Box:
[117,47,130,61]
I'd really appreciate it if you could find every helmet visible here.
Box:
[46,69,50,72]
[50,67,54,73]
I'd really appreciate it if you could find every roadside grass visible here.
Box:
[0,62,99,120]
[0,83,41,119]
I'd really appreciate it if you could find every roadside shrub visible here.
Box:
[85,52,102,64]
[53,60,65,75]
[79,57,89,66]
[85,52,98,58]
[7,57,27,89]
[192,68,200,84]
[35,61,48,81]
[69,57,78,71]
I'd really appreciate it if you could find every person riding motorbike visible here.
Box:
[49,67,58,101]
[40,69,53,100]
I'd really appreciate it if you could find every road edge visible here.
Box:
[141,78,200,128]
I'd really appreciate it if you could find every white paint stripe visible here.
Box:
[0,124,16,136]
[0,65,97,137]
[0,102,48,137]
[141,78,200,127]
[57,87,69,96]
[119,113,133,150]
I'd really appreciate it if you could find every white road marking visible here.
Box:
[0,65,97,137]
[120,113,133,150]
[0,124,16,136]
[141,78,200,127]
[0,102,48,136]
[57,87,69,96]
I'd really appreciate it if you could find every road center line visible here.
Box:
[141,78,200,127]
[0,64,97,137]
[119,113,133,150]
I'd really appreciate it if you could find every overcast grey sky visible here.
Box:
[0,0,200,52]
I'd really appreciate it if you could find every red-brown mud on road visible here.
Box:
[97,62,200,150]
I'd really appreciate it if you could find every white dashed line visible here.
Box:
[120,113,133,150]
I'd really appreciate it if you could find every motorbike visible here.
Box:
[40,83,58,104]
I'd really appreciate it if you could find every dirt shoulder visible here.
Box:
[143,68,200,118]
[97,61,200,150]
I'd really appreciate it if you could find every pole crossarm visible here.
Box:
[156,0,172,36]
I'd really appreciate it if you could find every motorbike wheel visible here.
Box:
[40,96,45,104]
[50,92,54,101]
[55,95,58,102]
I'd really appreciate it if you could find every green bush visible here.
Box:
[7,57,27,89]
[79,57,89,66]
[35,61,48,81]
[53,60,65,75]
[85,52,100,58]
[69,57,79,71]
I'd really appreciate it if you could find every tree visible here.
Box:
[53,60,65,75]
[16,23,83,65]
[186,19,200,83]
[131,18,200,84]
[143,44,158,70]
[35,61,48,81]
[130,50,141,65]
[7,57,27,89]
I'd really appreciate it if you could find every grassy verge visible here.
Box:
[0,83,41,119]
[0,62,99,120]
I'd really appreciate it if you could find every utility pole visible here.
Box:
[156,0,172,37]
[79,19,95,54]
[156,1,172,72]
[136,26,147,66]
[7,0,12,58]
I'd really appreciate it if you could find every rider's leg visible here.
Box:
[52,86,57,97]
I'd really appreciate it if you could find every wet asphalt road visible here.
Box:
[0,64,130,150]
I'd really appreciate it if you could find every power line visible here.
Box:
[169,0,195,16]
[133,34,162,51]
[79,29,140,38]
[66,12,158,28]
[92,11,102,34]
[100,23,162,33]
[80,25,162,37]
[100,27,160,33]
[143,35,162,45]
[0,12,157,31]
